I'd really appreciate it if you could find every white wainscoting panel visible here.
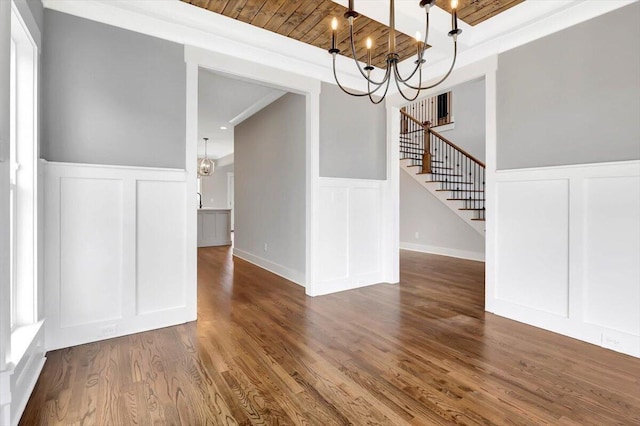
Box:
[313,178,385,296]
[136,180,186,315]
[45,162,193,350]
[350,187,381,276]
[488,161,640,358]
[496,179,569,317]
[59,177,124,328]
[583,176,640,336]
[317,186,349,283]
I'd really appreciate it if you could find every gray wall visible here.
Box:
[41,10,186,168]
[497,2,640,169]
[400,171,485,257]
[320,82,386,179]
[439,77,485,162]
[200,163,234,209]
[234,93,306,277]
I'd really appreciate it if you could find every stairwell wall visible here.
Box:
[436,77,486,163]
[400,77,487,261]
[399,170,485,261]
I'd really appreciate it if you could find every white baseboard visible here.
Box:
[400,241,485,262]
[313,272,388,297]
[3,322,47,426]
[233,248,305,287]
[11,357,46,426]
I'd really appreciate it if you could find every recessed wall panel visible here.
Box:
[584,176,640,335]
[136,180,186,314]
[350,188,380,276]
[496,179,569,316]
[60,177,123,327]
[317,187,349,282]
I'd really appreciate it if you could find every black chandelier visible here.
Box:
[328,0,462,104]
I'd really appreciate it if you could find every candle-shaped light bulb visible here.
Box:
[366,37,372,50]
[415,31,422,43]
[366,37,372,68]
[415,31,423,58]
[330,17,338,51]
[451,0,459,32]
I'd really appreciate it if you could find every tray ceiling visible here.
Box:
[181,0,524,68]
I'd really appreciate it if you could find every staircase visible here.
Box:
[400,108,485,235]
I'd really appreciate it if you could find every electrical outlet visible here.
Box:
[602,333,622,350]
[101,324,117,337]
[415,232,420,239]
[264,243,268,252]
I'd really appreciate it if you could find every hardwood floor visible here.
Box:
[21,247,640,425]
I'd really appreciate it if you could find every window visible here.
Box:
[8,4,38,333]
[9,37,17,330]
[400,90,454,132]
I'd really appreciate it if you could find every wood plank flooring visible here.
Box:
[20,247,640,425]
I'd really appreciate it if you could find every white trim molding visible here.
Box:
[400,243,485,262]
[233,248,305,288]
[487,160,640,358]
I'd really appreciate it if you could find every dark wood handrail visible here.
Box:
[400,109,485,168]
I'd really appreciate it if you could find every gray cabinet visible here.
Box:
[197,209,232,247]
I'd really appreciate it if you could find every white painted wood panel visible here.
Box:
[488,161,640,357]
[350,188,381,277]
[44,161,193,351]
[314,178,386,295]
[495,179,569,317]
[136,180,186,315]
[60,177,123,327]
[317,186,349,283]
[583,176,640,335]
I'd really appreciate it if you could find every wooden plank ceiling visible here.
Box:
[436,0,525,26]
[181,0,524,69]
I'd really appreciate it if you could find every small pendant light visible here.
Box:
[198,137,214,176]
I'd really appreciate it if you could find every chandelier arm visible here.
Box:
[393,63,422,102]
[347,23,388,85]
[422,40,458,90]
[332,54,378,97]
[400,39,457,91]
[368,69,393,104]
[395,9,430,84]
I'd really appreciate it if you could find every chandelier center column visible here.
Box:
[389,0,396,54]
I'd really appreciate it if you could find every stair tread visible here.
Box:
[448,198,486,201]
[436,189,484,192]
[459,208,486,211]
[471,218,486,221]
[428,181,474,184]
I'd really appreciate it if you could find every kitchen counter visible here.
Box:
[197,208,231,247]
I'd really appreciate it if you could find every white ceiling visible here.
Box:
[197,69,285,159]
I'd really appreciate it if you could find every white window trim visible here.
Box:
[7,0,40,359]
